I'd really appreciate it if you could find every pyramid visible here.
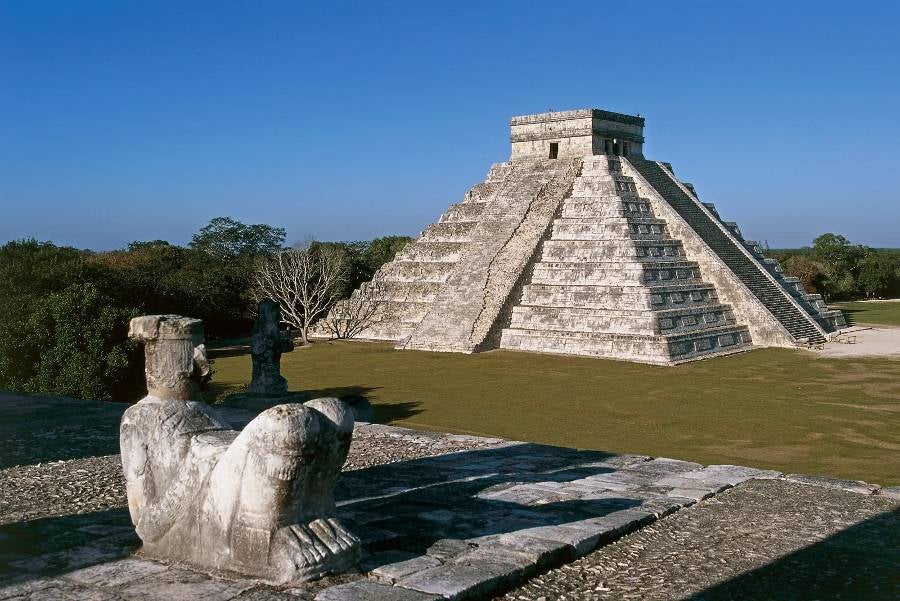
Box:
[328,109,845,364]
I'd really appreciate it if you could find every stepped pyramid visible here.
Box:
[328,108,846,364]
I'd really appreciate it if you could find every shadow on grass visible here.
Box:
[684,508,900,600]
[835,307,861,327]
[207,347,251,359]
[216,385,424,426]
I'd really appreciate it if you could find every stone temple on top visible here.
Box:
[325,108,846,364]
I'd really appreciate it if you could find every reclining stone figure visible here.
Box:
[120,315,361,583]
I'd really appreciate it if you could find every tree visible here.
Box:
[782,255,826,295]
[858,253,898,298]
[190,217,286,259]
[320,283,385,339]
[0,283,143,400]
[811,233,868,300]
[363,236,412,276]
[252,243,350,344]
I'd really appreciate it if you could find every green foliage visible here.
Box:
[0,222,411,401]
[0,239,97,297]
[313,236,412,298]
[776,234,899,301]
[93,242,255,339]
[858,253,898,298]
[782,255,825,295]
[0,283,142,400]
[348,235,412,291]
[190,216,286,259]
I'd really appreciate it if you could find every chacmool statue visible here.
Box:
[120,315,360,583]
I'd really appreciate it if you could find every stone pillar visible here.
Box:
[249,299,293,395]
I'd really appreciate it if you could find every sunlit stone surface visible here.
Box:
[120,315,360,584]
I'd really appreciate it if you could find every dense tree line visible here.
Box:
[770,233,900,301]
[0,217,410,401]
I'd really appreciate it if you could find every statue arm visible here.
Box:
[121,408,214,543]
[121,416,179,543]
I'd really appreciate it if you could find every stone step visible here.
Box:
[646,283,720,309]
[580,156,621,173]
[359,280,442,303]
[375,261,456,283]
[723,221,743,240]
[541,240,685,262]
[519,282,719,311]
[550,218,669,240]
[817,310,848,329]
[499,324,751,365]
[440,202,487,223]
[530,260,703,286]
[655,305,738,334]
[561,198,654,219]
[419,221,478,243]
[326,300,431,342]
[572,177,638,196]
[338,299,431,324]
[509,303,738,336]
[394,241,465,263]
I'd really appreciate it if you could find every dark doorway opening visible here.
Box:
[548,142,559,159]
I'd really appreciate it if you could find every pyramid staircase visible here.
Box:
[627,159,838,343]
[345,164,511,341]
[498,157,752,363]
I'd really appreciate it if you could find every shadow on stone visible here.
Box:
[334,442,637,557]
[0,394,127,469]
[683,508,900,601]
[0,508,137,586]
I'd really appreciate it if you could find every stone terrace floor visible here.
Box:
[0,394,898,600]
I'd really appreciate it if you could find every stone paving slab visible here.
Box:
[500,478,900,600]
[1,394,895,600]
[0,431,790,600]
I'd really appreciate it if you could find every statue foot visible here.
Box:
[270,518,361,583]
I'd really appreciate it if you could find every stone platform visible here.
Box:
[1,394,896,600]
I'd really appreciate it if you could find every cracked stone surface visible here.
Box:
[2,394,896,600]
[499,478,899,600]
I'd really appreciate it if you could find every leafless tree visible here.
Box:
[321,282,385,339]
[252,243,349,345]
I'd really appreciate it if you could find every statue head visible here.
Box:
[129,315,206,401]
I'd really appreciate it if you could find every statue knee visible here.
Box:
[243,403,320,455]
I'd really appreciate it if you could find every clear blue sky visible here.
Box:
[2,1,899,250]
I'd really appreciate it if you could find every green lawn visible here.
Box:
[834,300,900,326]
[210,342,900,485]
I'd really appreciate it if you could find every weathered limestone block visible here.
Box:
[249,299,294,396]
[120,315,360,584]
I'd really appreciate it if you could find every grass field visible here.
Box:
[834,300,900,326]
[210,342,900,485]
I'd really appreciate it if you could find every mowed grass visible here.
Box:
[210,342,900,485]
[835,300,900,326]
